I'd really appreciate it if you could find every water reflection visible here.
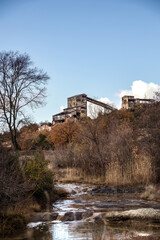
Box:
[24,221,160,240]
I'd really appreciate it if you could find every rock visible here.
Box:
[82,211,93,219]
[74,199,82,203]
[101,208,160,222]
[91,186,115,194]
[51,212,58,220]
[91,186,101,193]
[61,212,74,221]
[75,212,83,220]
[94,216,105,223]
[71,190,77,195]
[82,188,88,192]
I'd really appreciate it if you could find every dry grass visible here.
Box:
[105,155,153,186]
[56,154,153,187]
[57,167,105,184]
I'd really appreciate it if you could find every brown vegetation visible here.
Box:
[8,102,159,187]
[47,103,160,186]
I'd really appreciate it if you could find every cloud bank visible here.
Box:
[60,105,65,112]
[98,97,112,105]
[119,80,160,99]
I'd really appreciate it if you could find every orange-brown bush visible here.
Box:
[48,120,78,147]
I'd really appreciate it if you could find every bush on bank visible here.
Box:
[0,148,55,236]
[24,152,54,209]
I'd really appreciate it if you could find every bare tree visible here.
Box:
[0,51,49,150]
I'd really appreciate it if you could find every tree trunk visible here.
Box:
[10,129,21,150]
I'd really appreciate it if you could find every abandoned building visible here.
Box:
[122,96,154,109]
[38,122,52,132]
[52,94,116,125]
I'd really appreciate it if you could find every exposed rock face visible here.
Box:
[86,208,160,223]
[105,208,160,220]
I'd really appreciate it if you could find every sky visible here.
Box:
[0,0,160,123]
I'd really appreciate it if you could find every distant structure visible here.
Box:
[52,93,116,125]
[38,122,52,132]
[122,96,154,109]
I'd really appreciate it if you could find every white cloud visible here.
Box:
[117,80,160,108]
[98,97,112,104]
[60,105,65,112]
[119,80,160,99]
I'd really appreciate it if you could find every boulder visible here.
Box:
[75,212,83,220]
[51,212,58,220]
[61,212,74,221]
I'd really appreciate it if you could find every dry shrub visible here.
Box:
[106,161,131,186]
[50,103,160,186]
[133,154,153,184]
[57,167,105,184]
[0,150,35,212]
[105,155,153,186]
[48,120,78,147]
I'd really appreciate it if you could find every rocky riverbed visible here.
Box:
[5,183,160,239]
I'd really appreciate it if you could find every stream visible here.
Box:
[7,183,160,239]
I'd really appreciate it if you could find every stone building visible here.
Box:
[52,93,116,125]
[122,96,154,109]
[38,123,52,132]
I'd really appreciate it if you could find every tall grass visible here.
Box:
[105,155,153,186]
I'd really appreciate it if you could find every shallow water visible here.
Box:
[25,221,160,240]
[6,183,160,240]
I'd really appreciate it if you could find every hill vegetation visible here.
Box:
[10,101,160,186]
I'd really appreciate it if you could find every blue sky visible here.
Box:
[0,0,160,123]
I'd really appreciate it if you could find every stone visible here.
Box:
[51,212,58,220]
[71,190,77,195]
[95,208,160,222]
[75,212,83,220]
[61,212,74,221]
[82,211,93,219]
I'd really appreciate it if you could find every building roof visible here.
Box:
[67,93,87,99]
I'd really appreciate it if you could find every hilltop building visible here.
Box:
[52,93,116,125]
[122,96,154,109]
[38,122,52,132]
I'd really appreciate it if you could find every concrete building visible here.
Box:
[122,96,154,109]
[52,94,116,125]
[38,123,52,132]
